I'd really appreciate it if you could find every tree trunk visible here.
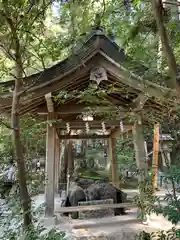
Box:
[151,0,178,89]
[11,36,32,228]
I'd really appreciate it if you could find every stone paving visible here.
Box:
[34,188,180,239]
[1,188,179,239]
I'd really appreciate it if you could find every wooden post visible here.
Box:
[45,113,56,217]
[132,116,148,173]
[67,140,74,179]
[132,115,148,222]
[110,137,118,188]
[152,123,160,190]
[55,134,60,194]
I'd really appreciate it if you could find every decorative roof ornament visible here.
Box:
[91,14,106,35]
[90,66,108,85]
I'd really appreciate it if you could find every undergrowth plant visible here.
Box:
[135,165,180,239]
[0,190,66,240]
[133,170,161,222]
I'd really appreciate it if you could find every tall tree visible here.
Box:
[150,0,179,89]
[0,0,52,228]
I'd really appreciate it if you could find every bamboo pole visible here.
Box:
[152,123,160,190]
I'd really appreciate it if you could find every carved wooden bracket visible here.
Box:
[45,92,54,112]
[90,66,108,85]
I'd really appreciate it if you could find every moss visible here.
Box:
[77,168,109,180]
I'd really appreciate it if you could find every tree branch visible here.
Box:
[0,118,14,130]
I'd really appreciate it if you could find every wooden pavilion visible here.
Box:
[0,29,177,218]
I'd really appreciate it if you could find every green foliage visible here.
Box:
[0,0,179,238]
[158,165,180,225]
[24,227,66,240]
[0,191,66,240]
[116,138,135,171]
[133,171,161,222]
[136,228,176,240]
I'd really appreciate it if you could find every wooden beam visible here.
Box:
[57,134,110,140]
[152,123,160,190]
[99,52,177,101]
[110,125,133,138]
[56,120,129,130]
[131,93,148,110]
[45,112,56,217]
[37,105,129,115]
[54,202,135,213]
[109,137,118,188]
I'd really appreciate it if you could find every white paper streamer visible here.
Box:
[101,121,106,133]
[66,122,70,133]
[85,122,89,133]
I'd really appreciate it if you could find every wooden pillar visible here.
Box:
[55,134,60,194]
[45,113,56,217]
[109,137,118,188]
[132,115,148,222]
[67,140,74,179]
[152,123,160,190]
[132,115,148,177]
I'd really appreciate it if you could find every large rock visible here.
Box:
[86,182,116,201]
[63,182,86,219]
[76,178,95,189]
[69,185,86,206]
[85,182,127,215]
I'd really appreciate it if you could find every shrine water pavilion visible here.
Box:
[0,29,177,218]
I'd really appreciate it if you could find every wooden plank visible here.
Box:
[152,123,160,190]
[54,202,135,213]
[57,134,110,140]
[37,106,129,115]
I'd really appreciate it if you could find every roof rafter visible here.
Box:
[99,51,178,101]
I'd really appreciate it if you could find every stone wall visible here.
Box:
[78,199,114,219]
